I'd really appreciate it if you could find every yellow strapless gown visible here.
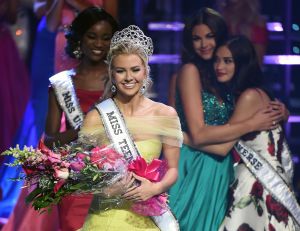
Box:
[79,115,183,231]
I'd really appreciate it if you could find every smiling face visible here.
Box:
[111,54,146,98]
[81,20,113,62]
[192,24,216,60]
[214,45,235,83]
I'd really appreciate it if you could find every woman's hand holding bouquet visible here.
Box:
[123,156,169,216]
[123,173,160,202]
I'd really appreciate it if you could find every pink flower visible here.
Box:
[47,152,61,164]
[60,160,70,168]
[90,146,123,169]
[53,167,69,180]
[37,140,62,164]
[54,179,66,193]
[131,193,168,216]
[70,161,86,171]
[76,153,88,161]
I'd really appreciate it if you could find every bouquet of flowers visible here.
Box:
[2,141,127,212]
[2,141,169,216]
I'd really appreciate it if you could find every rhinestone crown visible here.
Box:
[110,25,153,57]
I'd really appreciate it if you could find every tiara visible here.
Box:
[110,25,153,57]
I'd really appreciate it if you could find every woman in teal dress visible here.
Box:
[170,92,234,231]
[168,8,284,231]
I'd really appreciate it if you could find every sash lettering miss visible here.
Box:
[49,70,84,129]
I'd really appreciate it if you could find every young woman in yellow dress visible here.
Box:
[78,25,183,230]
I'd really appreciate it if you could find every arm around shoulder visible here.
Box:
[198,88,279,155]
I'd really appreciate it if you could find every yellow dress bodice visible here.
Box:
[82,140,163,231]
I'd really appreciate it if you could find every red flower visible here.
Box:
[266,195,289,225]
[37,140,48,150]
[54,179,66,193]
[22,167,36,175]
[250,181,263,199]
[269,223,275,231]
[59,149,69,156]
[90,146,123,169]
[38,140,62,164]
[267,132,275,156]
[267,143,275,156]
[232,149,241,164]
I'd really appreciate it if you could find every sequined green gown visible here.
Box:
[169,91,234,231]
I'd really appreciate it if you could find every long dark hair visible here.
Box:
[182,7,228,93]
[65,7,119,59]
[221,35,264,98]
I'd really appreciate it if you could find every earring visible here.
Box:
[111,84,117,93]
[73,46,82,59]
[140,83,146,95]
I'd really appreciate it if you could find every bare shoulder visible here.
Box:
[177,63,202,92]
[181,63,198,73]
[148,100,178,117]
[179,63,199,80]
[237,88,270,106]
[82,109,101,127]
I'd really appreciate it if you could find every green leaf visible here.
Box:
[25,187,43,204]
[235,195,253,209]
[93,174,99,181]
[69,183,85,190]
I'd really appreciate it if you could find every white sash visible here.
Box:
[95,98,180,231]
[235,141,300,226]
[49,70,84,129]
[95,98,139,163]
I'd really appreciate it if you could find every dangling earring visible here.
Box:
[111,84,117,93]
[140,80,147,95]
[73,43,82,59]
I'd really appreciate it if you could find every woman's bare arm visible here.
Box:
[178,64,280,148]
[195,89,279,155]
